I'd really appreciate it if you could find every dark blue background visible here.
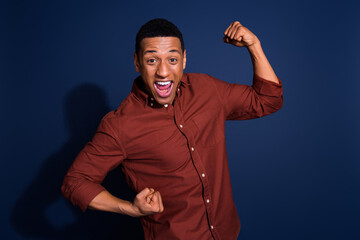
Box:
[2,0,360,239]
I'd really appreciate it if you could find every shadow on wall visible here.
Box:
[10,84,143,240]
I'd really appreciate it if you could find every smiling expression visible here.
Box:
[134,37,186,105]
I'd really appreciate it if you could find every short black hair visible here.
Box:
[135,18,184,55]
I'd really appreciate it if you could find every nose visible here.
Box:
[156,60,169,78]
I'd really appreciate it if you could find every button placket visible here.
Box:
[187,144,214,233]
[174,100,215,238]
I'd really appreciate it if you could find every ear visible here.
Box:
[182,50,187,70]
[133,52,141,72]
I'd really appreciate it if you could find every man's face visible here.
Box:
[134,37,186,105]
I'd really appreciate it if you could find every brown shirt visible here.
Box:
[62,73,283,240]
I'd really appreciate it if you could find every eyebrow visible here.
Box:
[144,50,157,55]
[143,49,181,55]
[169,49,181,54]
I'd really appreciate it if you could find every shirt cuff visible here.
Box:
[253,74,283,96]
[63,179,106,212]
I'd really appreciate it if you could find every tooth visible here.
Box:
[157,81,170,85]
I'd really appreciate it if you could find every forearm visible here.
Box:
[88,190,137,217]
[88,187,164,217]
[247,41,279,84]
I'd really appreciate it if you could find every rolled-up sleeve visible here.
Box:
[61,116,126,212]
[211,74,283,120]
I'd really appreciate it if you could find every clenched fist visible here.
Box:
[223,21,259,48]
[130,187,164,217]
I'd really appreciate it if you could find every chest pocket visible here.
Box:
[190,109,225,147]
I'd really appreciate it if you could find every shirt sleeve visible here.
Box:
[210,74,283,120]
[61,115,126,212]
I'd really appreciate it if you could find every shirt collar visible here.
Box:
[131,74,190,108]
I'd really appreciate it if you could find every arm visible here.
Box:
[61,115,163,217]
[214,21,282,120]
[223,21,279,84]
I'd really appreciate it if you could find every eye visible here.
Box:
[169,58,178,63]
[146,58,157,64]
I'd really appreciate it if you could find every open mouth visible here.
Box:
[154,81,174,98]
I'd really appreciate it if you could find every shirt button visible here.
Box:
[191,147,194,151]
[201,173,205,178]
[150,97,154,101]
[179,124,183,128]
[211,225,214,229]
[150,103,154,107]
[177,88,180,91]
[164,104,168,107]
[206,199,210,203]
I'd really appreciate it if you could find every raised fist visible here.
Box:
[223,21,259,48]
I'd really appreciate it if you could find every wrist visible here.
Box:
[247,39,262,55]
[129,202,143,217]
[117,199,139,217]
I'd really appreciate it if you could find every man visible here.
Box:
[62,18,283,239]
